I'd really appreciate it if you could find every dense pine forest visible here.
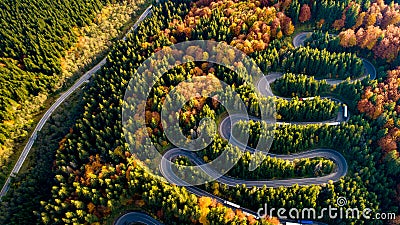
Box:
[0,0,400,225]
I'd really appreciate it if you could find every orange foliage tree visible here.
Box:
[339,29,357,47]
[358,67,400,155]
[354,26,383,50]
[338,1,400,62]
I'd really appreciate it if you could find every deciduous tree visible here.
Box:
[298,4,311,23]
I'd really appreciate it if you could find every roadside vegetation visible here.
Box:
[0,0,147,186]
[0,0,399,225]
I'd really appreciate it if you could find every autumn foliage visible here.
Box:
[187,0,295,54]
[378,124,400,154]
[298,4,311,23]
[358,68,400,119]
[197,196,265,224]
[339,1,400,62]
[373,25,400,62]
[358,67,400,155]
[339,29,357,47]
[226,0,294,54]
[158,0,296,55]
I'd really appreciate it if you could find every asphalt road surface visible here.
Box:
[1,17,375,225]
[115,30,377,225]
[114,212,163,225]
[257,73,349,125]
[159,72,349,188]
[0,5,153,199]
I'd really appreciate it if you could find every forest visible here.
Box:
[0,0,105,170]
[271,73,331,97]
[0,0,399,225]
[0,0,148,186]
[281,46,364,79]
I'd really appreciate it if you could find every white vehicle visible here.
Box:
[344,105,348,118]
[224,200,241,208]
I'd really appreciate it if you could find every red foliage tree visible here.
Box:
[277,12,294,35]
[378,134,398,154]
[373,25,400,62]
[298,4,311,23]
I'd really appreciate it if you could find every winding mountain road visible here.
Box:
[257,73,348,125]
[136,32,378,225]
[161,147,347,188]
[0,5,153,199]
[0,4,364,224]
[173,38,377,185]
[154,72,348,224]
[160,71,349,188]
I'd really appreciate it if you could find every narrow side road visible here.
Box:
[0,5,153,199]
[114,211,163,225]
